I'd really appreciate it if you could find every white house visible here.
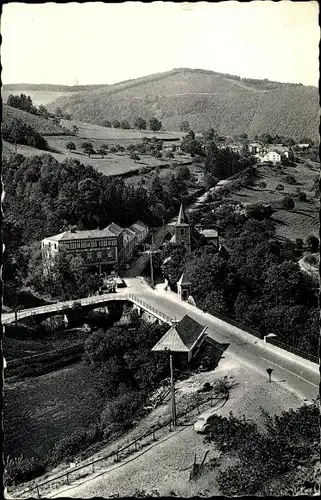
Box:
[262,151,282,164]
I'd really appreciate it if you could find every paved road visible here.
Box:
[123,279,319,402]
[3,277,318,401]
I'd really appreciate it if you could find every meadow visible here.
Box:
[225,160,319,241]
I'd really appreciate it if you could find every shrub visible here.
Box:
[100,391,146,430]
[281,195,295,210]
[295,238,304,249]
[284,174,297,184]
[298,191,307,201]
[66,141,76,151]
[130,153,141,161]
[258,181,267,189]
[110,146,118,153]
[5,454,47,486]
[276,183,284,191]
[306,235,319,252]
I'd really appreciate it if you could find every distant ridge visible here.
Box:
[2,83,109,92]
[43,68,318,141]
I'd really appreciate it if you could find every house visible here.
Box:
[193,169,205,184]
[248,142,263,154]
[151,315,208,363]
[297,143,311,149]
[261,151,282,164]
[169,203,219,254]
[162,143,176,153]
[129,220,149,244]
[121,227,137,262]
[41,223,124,274]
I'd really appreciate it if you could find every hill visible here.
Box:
[2,105,68,136]
[2,84,109,108]
[46,68,319,141]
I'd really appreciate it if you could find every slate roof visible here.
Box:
[200,229,218,238]
[152,315,207,353]
[45,228,116,241]
[177,273,192,286]
[107,222,123,235]
[176,203,189,226]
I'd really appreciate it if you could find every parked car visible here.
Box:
[193,408,217,433]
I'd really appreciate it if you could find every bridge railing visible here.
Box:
[3,293,174,325]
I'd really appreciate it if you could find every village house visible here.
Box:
[193,169,205,184]
[248,142,263,154]
[42,220,149,273]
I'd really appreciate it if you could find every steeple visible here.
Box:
[176,203,189,226]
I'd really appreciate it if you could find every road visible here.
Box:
[123,279,319,402]
[3,277,318,401]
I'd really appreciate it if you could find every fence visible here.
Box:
[266,337,319,364]
[206,307,262,339]
[3,294,174,326]
[18,392,227,498]
[6,342,85,370]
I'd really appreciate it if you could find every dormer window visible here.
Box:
[180,228,186,236]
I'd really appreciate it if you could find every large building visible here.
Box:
[42,220,149,273]
[170,203,219,254]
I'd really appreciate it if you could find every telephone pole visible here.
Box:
[149,232,154,288]
[169,352,177,427]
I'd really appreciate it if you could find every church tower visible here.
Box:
[174,203,192,255]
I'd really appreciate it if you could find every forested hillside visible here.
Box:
[48,68,319,141]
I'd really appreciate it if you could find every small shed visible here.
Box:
[177,272,192,301]
[152,315,208,363]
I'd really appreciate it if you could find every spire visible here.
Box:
[176,203,189,225]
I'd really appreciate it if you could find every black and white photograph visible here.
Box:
[1,1,320,498]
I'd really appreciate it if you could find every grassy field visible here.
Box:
[59,119,185,142]
[4,362,104,461]
[225,160,319,241]
[4,328,92,361]
[2,105,68,135]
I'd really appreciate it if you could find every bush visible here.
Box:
[258,181,267,189]
[100,391,146,430]
[295,238,304,249]
[281,195,295,210]
[47,424,103,466]
[130,153,140,161]
[276,183,284,191]
[284,174,297,184]
[5,454,47,486]
[66,141,76,151]
[298,191,307,201]
[306,235,319,252]
[110,146,118,153]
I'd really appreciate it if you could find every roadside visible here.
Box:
[13,356,303,499]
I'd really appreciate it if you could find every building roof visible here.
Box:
[176,203,189,226]
[44,227,116,242]
[107,222,122,235]
[200,229,218,238]
[152,315,207,353]
[122,227,137,240]
[177,273,192,286]
[135,220,149,230]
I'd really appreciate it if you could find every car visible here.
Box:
[193,409,217,433]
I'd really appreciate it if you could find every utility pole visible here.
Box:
[149,232,154,288]
[169,352,177,427]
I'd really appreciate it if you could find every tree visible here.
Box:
[175,165,190,181]
[102,120,111,128]
[120,120,130,129]
[38,105,48,118]
[81,142,95,157]
[281,195,295,210]
[55,107,63,118]
[180,121,190,132]
[203,128,216,142]
[306,235,319,252]
[112,120,120,128]
[72,125,79,135]
[149,117,162,132]
[97,148,107,156]
[134,117,147,130]
[66,141,76,151]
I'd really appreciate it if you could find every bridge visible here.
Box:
[2,288,173,326]
[2,277,318,402]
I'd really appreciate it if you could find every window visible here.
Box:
[180,228,186,236]
[87,252,92,261]
[54,243,57,249]
[97,251,102,259]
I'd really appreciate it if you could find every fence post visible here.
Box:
[66,472,69,485]
[153,430,156,441]
[169,421,172,431]
[36,485,40,498]
[92,462,95,473]
[135,440,137,451]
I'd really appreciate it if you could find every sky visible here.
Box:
[1,1,319,87]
